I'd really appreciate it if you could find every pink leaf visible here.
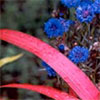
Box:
[0,29,100,100]
[0,84,78,100]
[69,87,77,98]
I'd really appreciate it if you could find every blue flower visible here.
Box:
[81,0,93,4]
[44,18,65,38]
[59,18,75,32]
[92,0,100,14]
[61,0,81,8]
[76,2,95,23]
[42,61,56,77]
[68,46,89,64]
[59,12,64,16]
[58,44,65,52]
[66,20,75,26]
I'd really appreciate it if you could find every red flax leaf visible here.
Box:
[0,84,78,100]
[0,29,100,100]
[69,87,78,98]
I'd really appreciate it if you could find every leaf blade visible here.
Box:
[0,53,23,67]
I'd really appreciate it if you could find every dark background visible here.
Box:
[0,0,62,100]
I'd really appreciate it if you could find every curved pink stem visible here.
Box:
[0,29,99,100]
[0,84,78,100]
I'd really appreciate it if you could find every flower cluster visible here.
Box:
[42,0,100,77]
[44,0,100,39]
[68,46,89,64]
[60,0,100,23]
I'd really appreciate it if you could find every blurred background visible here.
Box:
[0,0,64,100]
[0,0,100,99]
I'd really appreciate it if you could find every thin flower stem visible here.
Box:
[81,31,88,45]
[88,23,91,36]
[82,23,91,45]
